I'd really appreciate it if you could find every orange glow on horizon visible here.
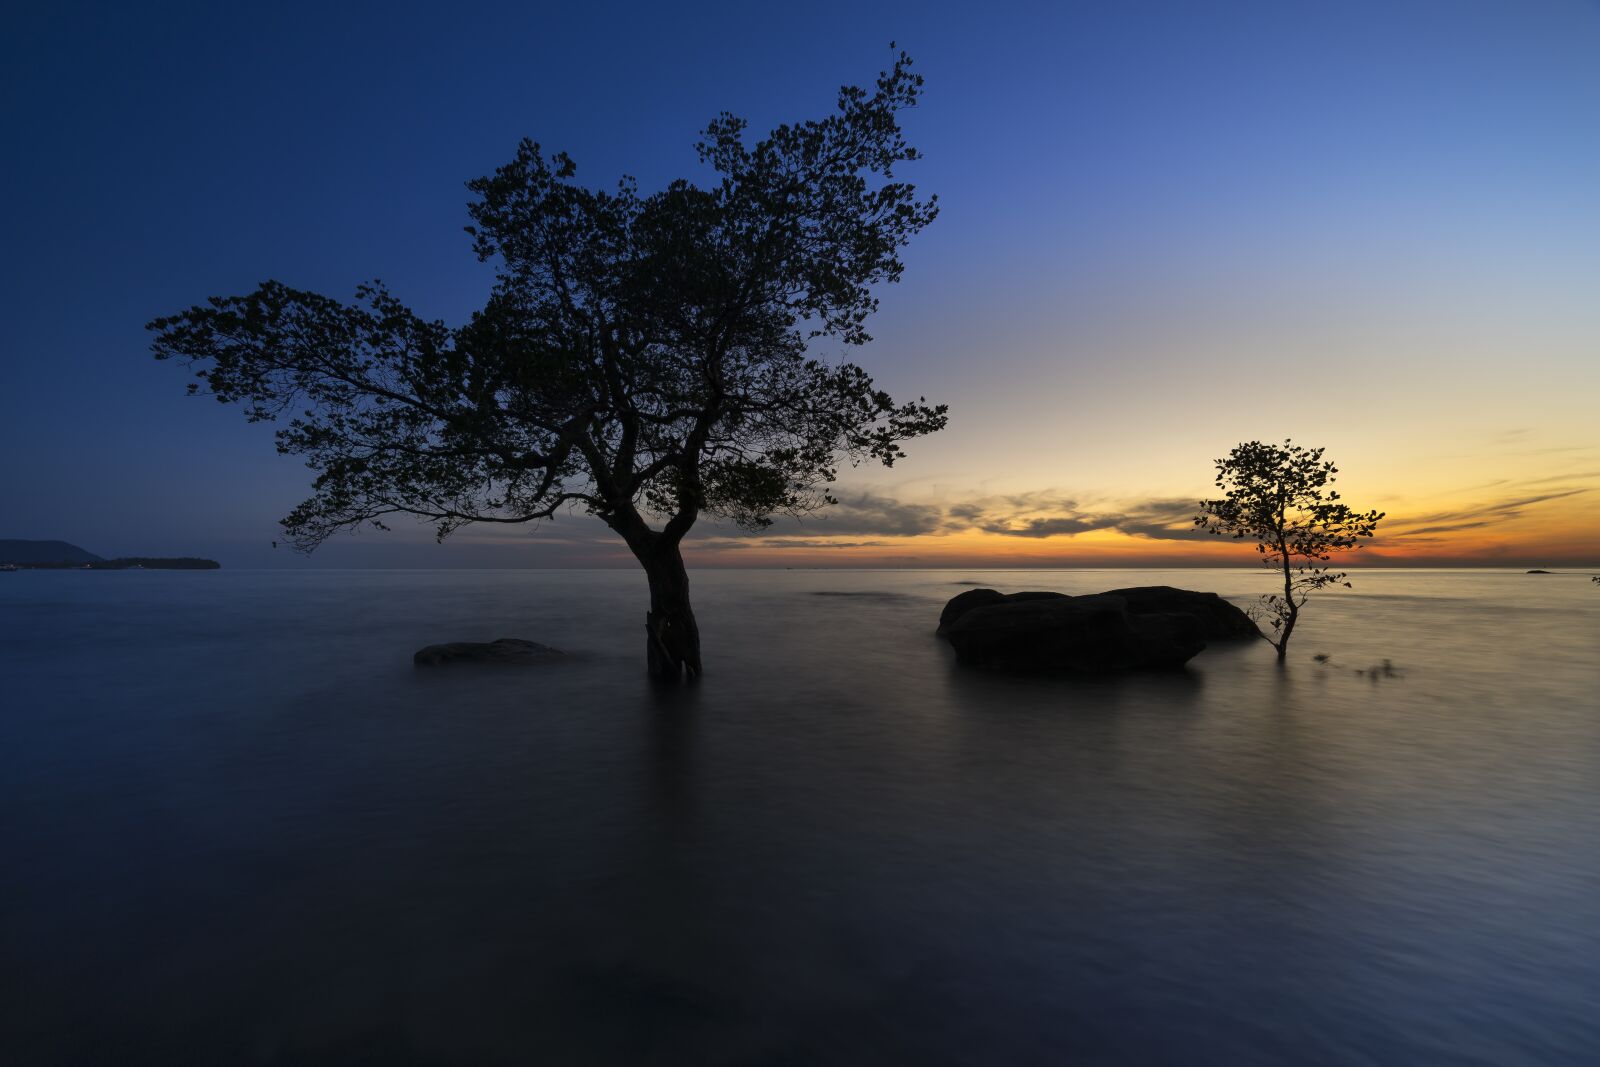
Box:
[679,494,1599,569]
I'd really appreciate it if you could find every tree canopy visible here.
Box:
[1196,439,1383,661]
[150,50,947,678]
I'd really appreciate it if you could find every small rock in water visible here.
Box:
[413,638,565,666]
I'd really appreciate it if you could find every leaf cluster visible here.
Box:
[1195,439,1384,628]
[149,51,946,551]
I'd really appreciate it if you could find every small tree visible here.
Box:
[149,52,946,680]
[1195,440,1383,661]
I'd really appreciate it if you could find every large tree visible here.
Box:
[1195,439,1383,661]
[150,52,946,680]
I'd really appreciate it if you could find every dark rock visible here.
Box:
[1100,586,1258,640]
[937,588,1066,632]
[944,593,1206,673]
[938,588,1006,630]
[1526,569,1553,574]
[413,638,565,666]
[939,585,1256,642]
[937,585,1258,674]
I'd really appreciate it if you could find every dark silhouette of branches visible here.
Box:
[1196,440,1383,662]
[150,49,946,679]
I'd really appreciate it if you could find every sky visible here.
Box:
[3,0,1597,568]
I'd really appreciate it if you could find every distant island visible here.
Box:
[0,539,219,570]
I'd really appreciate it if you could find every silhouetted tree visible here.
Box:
[1195,440,1383,661]
[150,51,946,680]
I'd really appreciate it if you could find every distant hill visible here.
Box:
[0,540,219,569]
[0,539,103,564]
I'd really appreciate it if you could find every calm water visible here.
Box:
[2,567,1597,1065]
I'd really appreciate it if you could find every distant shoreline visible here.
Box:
[0,540,219,570]
[4,558,220,571]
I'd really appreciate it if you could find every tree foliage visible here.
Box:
[149,50,946,678]
[1195,440,1383,660]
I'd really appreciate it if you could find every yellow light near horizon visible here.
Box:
[685,485,1600,568]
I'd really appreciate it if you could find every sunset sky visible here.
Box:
[5,1,1597,567]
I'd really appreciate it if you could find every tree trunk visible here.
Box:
[640,542,702,681]
[1276,531,1295,662]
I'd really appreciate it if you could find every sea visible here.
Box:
[2,567,1597,1065]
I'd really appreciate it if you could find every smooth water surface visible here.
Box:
[3,568,1597,1065]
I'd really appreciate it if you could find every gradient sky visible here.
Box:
[4,1,1597,568]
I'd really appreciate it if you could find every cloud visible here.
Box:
[1509,446,1595,456]
[1522,470,1600,486]
[982,515,1104,538]
[1386,488,1592,536]
[693,473,1597,553]
[1103,498,1218,543]
[696,487,1225,545]
[727,538,892,550]
[1396,520,1493,537]
[970,493,1212,542]
[769,491,946,538]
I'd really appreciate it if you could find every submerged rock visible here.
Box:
[413,638,565,666]
[940,585,1255,641]
[937,588,1065,632]
[1099,586,1259,640]
[943,593,1205,673]
[937,585,1257,674]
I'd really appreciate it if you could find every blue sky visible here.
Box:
[4,1,1597,566]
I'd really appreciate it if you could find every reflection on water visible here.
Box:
[2,568,1597,1064]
